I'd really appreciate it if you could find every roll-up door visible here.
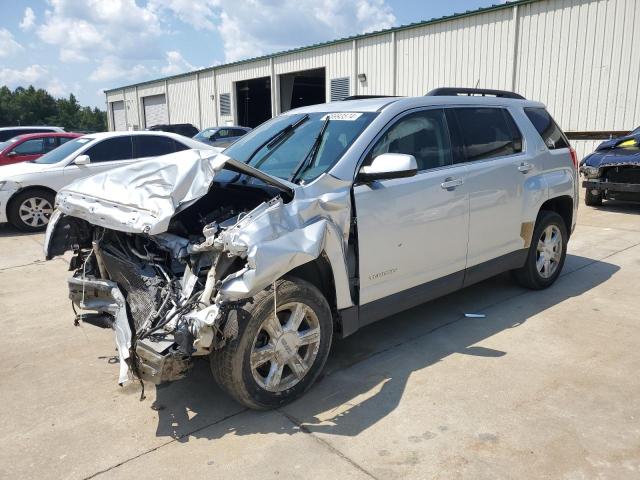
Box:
[143,94,168,128]
[111,101,126,131]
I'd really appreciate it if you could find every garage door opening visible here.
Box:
[143,94,168,128]
[236,76,272,128]
[280,68,326,113]
[111,101,125,131]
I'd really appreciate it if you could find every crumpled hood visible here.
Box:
[581,144,640,169]
[55,148,295,235]
[56,149,229,234]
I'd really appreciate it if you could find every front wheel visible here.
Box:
[210,277,333,409]
[7,189,55,232]
[512,210,568,290]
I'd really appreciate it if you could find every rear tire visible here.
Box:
[210,276,333,410]
[584,188,603,207]
[512,210,567,290]
[7,189,55,232]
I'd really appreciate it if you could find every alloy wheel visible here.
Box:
[18,197,53,228]
[250,302,321,393]
[536,224,563,279]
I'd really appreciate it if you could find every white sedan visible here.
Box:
[0,131,214,231]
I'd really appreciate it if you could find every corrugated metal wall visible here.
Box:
[356,33,394,96]
[167,76,199,127]
[395,7,515,96]
[105,0,636,159]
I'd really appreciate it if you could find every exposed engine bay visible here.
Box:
[44,150,355,391]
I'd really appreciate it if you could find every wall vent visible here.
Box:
[330,77,350,102]
[219,93,231,116]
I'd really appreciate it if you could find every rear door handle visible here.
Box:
[517,162,533,173]
[441,177,464,190]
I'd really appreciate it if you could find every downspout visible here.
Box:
[164,79,171,124]
[213,69,219,127]
[196,71,202,130]
[352,39,358,96]
[122,88,128,130]
[391,31,397,96]
[510,4,521,92]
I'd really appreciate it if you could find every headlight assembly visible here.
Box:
[580,165,600,178]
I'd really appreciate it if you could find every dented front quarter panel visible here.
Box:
[214,174,354,309]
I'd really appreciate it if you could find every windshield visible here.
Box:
[33,137,91,164]
[224,112,376,183]
[194,129,216,141]
[0,137,21,151]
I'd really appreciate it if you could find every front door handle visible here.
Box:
[517,162,533,173]
[441,177,464,190]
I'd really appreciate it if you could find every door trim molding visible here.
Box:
[337,248,528,338]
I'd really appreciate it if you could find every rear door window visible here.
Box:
[12,138,45,155]
[452,108,523,161]
[133,135,177,158]
[174,140,189,152]
[524,107,569,149]
[84,136,134,162]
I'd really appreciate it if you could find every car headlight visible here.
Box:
[580,165,600,178]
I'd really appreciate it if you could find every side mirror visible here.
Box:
[357,153,418,182]
[74,154,90,165]
[6,151,16,157]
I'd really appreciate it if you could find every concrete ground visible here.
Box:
[1,198,639,480]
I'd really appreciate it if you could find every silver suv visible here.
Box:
[44,88,578,409]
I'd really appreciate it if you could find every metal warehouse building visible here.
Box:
[104,0,639,159]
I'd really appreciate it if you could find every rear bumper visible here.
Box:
[582,180,640,193]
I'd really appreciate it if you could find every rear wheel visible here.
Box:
[512,211,567,290]
[210,277,333,409]
[7,189,55,232]
[584,188,603,207]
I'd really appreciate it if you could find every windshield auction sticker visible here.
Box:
[321,112,363,121]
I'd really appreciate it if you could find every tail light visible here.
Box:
[569,147,578,169]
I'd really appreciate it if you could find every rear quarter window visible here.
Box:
[524,107,569,150]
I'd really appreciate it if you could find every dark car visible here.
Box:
[580,128,640,205]
[147,123,199,138]
[193,126,251,148]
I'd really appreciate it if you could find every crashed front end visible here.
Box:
[580,134,640,202]
[44,149,353,387]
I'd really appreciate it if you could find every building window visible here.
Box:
[219,93,231,116]
[330,77,350,102]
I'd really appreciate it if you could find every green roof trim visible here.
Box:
[104,0,540,94]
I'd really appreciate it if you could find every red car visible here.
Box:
[0,132,83,166]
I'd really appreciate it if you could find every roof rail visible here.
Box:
[425,88,525,100]
[342,95,400,101]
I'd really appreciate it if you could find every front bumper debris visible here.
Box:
[582,179,640,193]
[68,276,132,384]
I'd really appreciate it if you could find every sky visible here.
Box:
[0,0,509,108]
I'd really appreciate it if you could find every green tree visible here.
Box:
[0,85,106,131]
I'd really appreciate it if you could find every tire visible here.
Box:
[584,188,603,207]
[512,210,568,290]
[7,189,56,232]
[210,276,333,410]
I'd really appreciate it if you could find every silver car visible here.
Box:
[45,89,578,409]
[193,126,251,148]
